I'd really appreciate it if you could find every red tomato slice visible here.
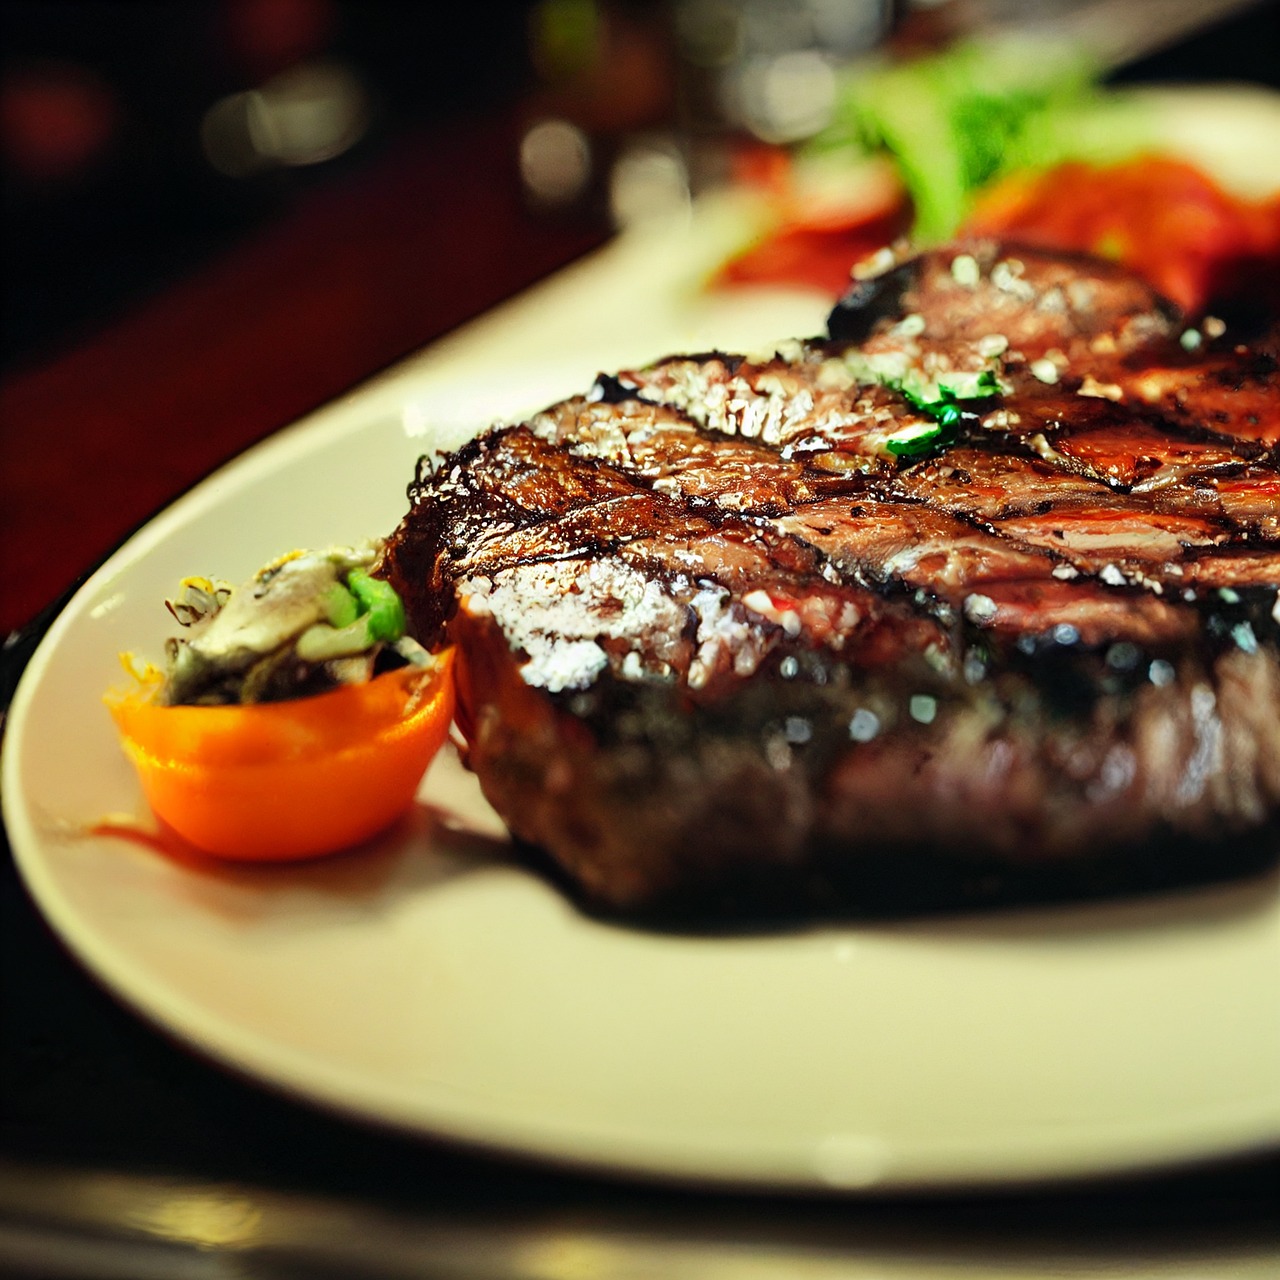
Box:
[963,156,1280,314]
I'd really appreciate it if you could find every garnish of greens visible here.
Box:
[882,371,1001,457]
[155,545,428,707]
[841,353,1004,459]
[813,39,1148,241]
[882,386,974,457]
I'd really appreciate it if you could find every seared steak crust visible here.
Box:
[382,241,1280,916]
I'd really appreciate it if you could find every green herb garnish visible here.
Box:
[882,369,1001,458]
[813,40,1145,241]
[348,569,406,643]
[883,419,951,458]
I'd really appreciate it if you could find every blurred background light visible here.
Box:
[6,0,1279,380]
[675,0,893,144]
[202,60,368,177]
[609,135,691,228]
[675,0,744,68]
[0,2,540,372]
[807,0,895,51]
[520,117,593,206]
[529,0,603,82]
[730,48,838,142]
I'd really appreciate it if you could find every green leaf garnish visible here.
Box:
[812,40,1145,242]
[882,371,1001,458]
[324,582,360,629]
[347,569,406,644]
[884,421,949,457]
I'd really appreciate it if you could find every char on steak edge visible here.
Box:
[380,240,1280,917]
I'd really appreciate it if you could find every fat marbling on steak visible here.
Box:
[380,240,1280,916]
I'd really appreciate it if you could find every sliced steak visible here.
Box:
[381,241,1280,918]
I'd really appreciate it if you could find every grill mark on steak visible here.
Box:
[1114,351,1280,448]
[382,241,1280,917]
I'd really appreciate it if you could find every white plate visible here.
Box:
[6,95,1280,1193]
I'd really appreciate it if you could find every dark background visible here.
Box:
[2,1,543,374]
[4,0,1279,380]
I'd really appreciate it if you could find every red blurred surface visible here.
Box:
[964,155,1280,315]
[0,62,119,181]
[0,110,606,637]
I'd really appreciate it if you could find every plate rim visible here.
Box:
[6,117,1280,1188]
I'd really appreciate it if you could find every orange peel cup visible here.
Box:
[106,652,455,861]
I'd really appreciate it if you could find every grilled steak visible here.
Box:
[381,240,1280,917]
